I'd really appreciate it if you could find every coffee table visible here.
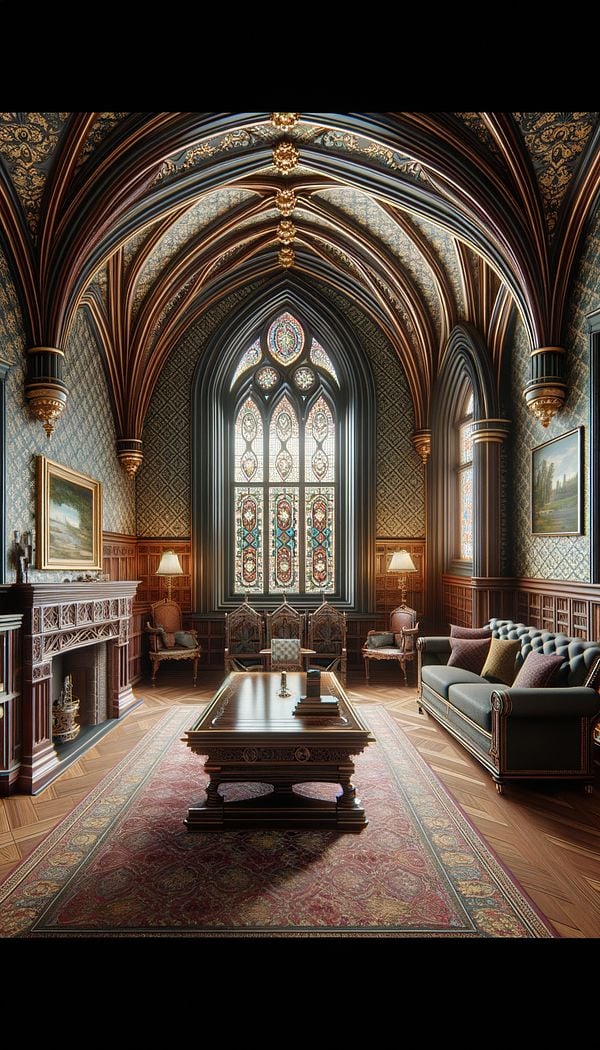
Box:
[184,671,374,832]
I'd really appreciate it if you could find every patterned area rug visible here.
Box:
[0,705,554,938]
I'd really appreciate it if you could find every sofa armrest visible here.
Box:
[417,637,451,654]
[491,686,600,719]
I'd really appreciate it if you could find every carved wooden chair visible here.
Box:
[266,597,306,647]
[362,605,419,684]
[308,600,347,684]
[224,598,265,673]
[146,599,201,686]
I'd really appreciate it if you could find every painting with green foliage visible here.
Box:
[531,428,582,535]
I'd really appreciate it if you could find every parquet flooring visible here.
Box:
[2,666,600,938]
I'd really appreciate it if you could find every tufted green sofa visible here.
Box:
[417,618,600,793]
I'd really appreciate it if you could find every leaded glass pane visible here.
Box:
[459,467,473,559]
[460,421,473,465]
[231,338,262,388]
[310,338,339,384]
[269,488,298,592]
[235,398,263,482]
[305,486,335,592]
[305,395,335,482]
[235,486,263,592]
[270,396,299,482]
[293,366,316,391]
[267,312,305,365]
[256,366,280,391]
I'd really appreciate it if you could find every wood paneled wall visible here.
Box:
[442,573,600,641]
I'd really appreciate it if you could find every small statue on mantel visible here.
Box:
[12,530,34,584]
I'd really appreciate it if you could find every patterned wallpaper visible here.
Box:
[510,207,600,580]
[138,278,425,540]
[136,283,264,535]
[1,249,135,579]
[317,284,425,538]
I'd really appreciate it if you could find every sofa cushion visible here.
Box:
[174,630,197,649]
[447,683,495,732]
[421,664,487,701]
[512,650,564,688]
[481,637,521,685]
[450,624,492,639]
[367,632,395,648]
[447,637,491,675]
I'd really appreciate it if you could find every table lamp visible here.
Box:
[388,549,417,606]
[156,550,184,601]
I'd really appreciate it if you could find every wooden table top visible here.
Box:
[186,671,372,742]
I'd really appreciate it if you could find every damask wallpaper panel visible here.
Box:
[510,207,600,581]
[1,260,135,580]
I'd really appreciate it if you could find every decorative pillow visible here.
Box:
[368,632,395,648]
[447,637,491,674]
[155,623,169,648]
[271,638,301,665]
[481,637,521,685]
[174,631,197,649]
[512,650,564,689]
[450,624,492,639]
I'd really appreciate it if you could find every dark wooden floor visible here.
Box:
[2,666,600,937]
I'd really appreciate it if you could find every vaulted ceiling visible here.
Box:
[0,112,598,454]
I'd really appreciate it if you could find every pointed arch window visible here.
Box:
[456,389,474,560]
[231,313,338,596]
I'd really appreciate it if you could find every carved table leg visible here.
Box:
[206,775,224,806]
[364,658,370,682]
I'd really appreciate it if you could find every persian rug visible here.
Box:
[0,705,554,938]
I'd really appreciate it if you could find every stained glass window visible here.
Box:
[231,338,262,388]
[235,398,263,483]
[230,314,337,594]
[268,313,305,365]
[310,339,339,385]
[457,388,473,561]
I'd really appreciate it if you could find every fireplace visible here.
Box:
[0,581,140,793]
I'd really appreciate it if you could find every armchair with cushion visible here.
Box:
[146,599,201,685]
[362,605,419,684]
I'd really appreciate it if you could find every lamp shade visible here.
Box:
[156,551,184,576]
[388,550,417,573]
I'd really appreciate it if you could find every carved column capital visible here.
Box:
[116,438,143,477]
[25,346,68,439]
[523,346,567,427]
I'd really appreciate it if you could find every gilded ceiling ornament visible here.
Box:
[277,219,296,244]
[279,247,295,268]
[273,141,299,174]
[271,113,300,131]
[275,187,296,216]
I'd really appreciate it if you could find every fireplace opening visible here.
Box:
[51,642,114,759]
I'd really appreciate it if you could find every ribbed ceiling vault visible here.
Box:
[0,111,598,446]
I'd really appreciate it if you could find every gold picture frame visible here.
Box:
[36,457,103,570]
[531,426,583,536]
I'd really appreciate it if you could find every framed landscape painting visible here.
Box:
[531,427,583,536]
[36,457,102,569]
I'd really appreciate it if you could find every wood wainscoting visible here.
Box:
[442,573,600,640]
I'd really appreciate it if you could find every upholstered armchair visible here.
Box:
[224,599,265,673]
[146,599,201,685]
[308,600,347,684]
[362,605,419,684]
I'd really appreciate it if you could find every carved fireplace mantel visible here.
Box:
[0,581,140,794]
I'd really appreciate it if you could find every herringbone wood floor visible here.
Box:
[2,666,600,937]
